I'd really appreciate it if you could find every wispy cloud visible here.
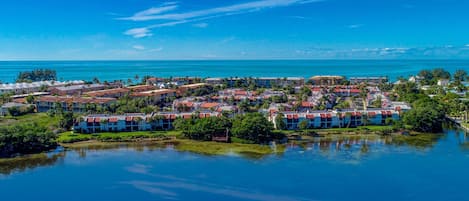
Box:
[124,27,152,38]
[132,45,145,50]
[347,24,364,29]
[193,22,208,28]
[287,15,311,20]
[131,3,179,20]
[120,0,323,38]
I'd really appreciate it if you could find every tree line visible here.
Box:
[174,113,282,143]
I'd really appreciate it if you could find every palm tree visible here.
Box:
[134,74,140,84]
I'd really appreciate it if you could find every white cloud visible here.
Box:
[120,0,323,38]
[132,45,145,50]
[121,0,321,22]
[193,23,208,28]
[347,24,364,29]
[124,27,153,38]
[132,4,179,20]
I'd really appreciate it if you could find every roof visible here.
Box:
[0,80,84,90]
[309,75,344,80]
[127,85,157,92]
[38,96,116,104]
[179,83,207,89]
[53,84,104,91]
[85,88,130,97]
[205,78,223,81]
[301,102,314,107]
[200,102,220,109]
[1,102,29,108]
[349,77,388,80]
[11,92,51,98]
[132,89,176,97]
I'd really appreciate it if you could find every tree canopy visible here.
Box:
[16,69,57,83]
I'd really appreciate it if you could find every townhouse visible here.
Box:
[36,96,116,113]
[73,111,222,133]
[309,76,345,86]
[85,88,130,98]
[131,89,177,104]
[177,83,209,95]
[0,80,84,95]
[272,109,401,130]
[349,77,388,85]
[50,84,106,96]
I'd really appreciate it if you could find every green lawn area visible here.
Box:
[57,130,183,143]
[0,113,60,129]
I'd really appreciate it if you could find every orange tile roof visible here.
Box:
[200,102,220,109]
[85,88,129,97]
[38,96,116,104]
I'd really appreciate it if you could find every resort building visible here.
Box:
[50,84,106,96]
[73,111,222,133]
[0,102,34,116]
[271,109,400,130]
[36,96,116,113]
[349,77,388,85]
[0,80,84,95]
[205,78,224,85]
[85,88,130,98]
[309,76,344,86]
[437,79,450,87]
[177,83,208,95]
[145,77,165,86]
[127,85,157,93]
[332,86,362,97]
[254,77,305,88]
[131,89,177,104]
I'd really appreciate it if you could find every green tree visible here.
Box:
[25,95,35,104]
[275,113,287,130]
[231,113,274,143]
[402,98,445,133]
[454,69,468,82]
[298,120,309,130]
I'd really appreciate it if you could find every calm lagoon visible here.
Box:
[1,128,469,201]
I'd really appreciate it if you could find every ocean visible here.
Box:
[0,60,468,83]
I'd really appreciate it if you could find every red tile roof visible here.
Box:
[301,102,314,107]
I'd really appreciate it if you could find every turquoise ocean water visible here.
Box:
[1,60,468,83]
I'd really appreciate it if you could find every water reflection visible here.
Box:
[0,152,65,175]
[1,130,467,176]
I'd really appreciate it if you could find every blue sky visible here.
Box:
[1,0,469,60]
